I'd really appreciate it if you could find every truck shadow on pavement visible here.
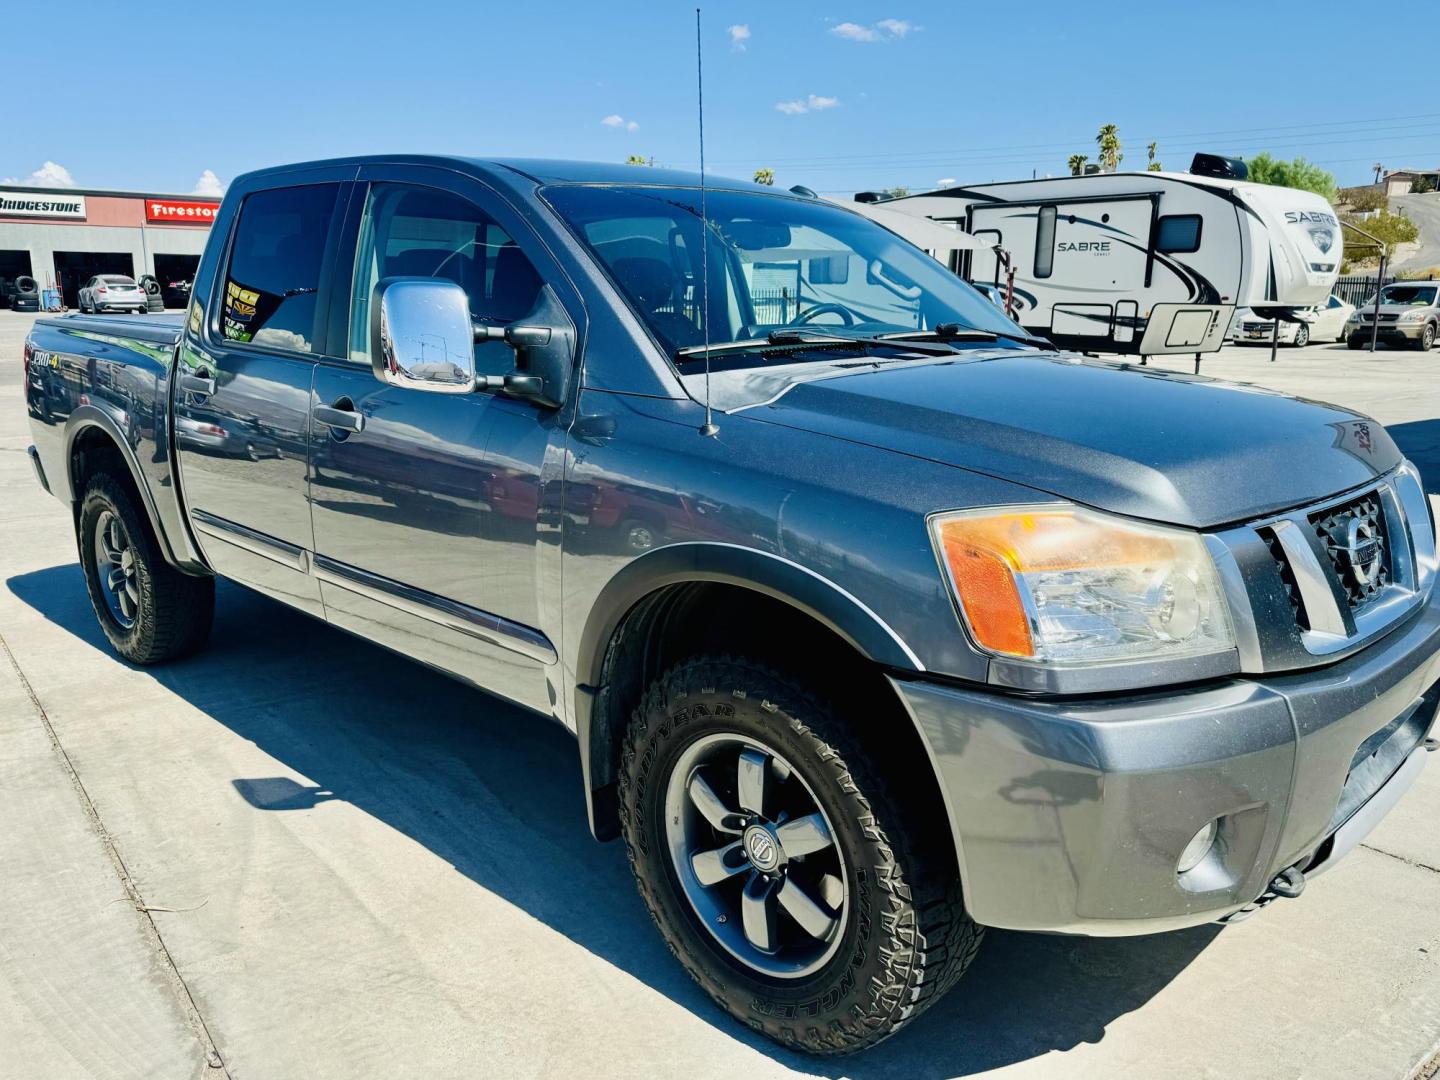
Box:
[1389,420,1440,494]
[8,564,1219,1078]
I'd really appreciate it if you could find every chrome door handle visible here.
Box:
[314,404,365,433]
[177,372,216,396]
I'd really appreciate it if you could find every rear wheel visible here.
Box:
[619,655,981,1054]
[78,473,214,664]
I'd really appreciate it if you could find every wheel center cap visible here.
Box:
[743,825,781,872]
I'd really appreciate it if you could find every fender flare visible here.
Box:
[575,542,925,687]
[573,542,926,839]
[65,406,184,568]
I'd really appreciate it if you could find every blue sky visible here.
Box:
[3,0,1433,197]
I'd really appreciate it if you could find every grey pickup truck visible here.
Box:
[23,156,1440,1054]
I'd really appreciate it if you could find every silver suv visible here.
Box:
[1347,280,1440,350]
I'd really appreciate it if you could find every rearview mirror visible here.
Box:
[371,277,476,394]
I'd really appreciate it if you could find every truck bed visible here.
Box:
[37,311,187,347]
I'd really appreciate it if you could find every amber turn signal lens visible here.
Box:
[934,520,1034,656]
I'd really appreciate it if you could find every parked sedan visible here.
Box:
[1229,294,1355,346]
[78,275,148,314]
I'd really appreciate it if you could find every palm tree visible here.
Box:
[1067,154,1089,176]
[753,168,775,186]
[1095,124,1122,171]
[1146,141,1162,172]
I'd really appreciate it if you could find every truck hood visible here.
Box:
[740,352,1400,528]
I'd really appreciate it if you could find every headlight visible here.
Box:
[929,504,1235,666]
[1399,310,1426,323]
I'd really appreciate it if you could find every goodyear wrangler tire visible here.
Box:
[78,473,214,664]
[618,655,981,1054]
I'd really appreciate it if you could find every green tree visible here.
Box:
[1095,123,1123,170]
[1415,175,1437,194]
[625,155,651,166]
[753,168,775,186]
[1243,153,1337,201]
[1067,153,1088,176]
[1339,186,1388,213]
[1146,141,1162,172]
[1339,209,1418,271]
[878,186,910,200]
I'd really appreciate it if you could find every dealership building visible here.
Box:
[0,185,221,308]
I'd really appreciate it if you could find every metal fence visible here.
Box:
[1332,274,1394,306]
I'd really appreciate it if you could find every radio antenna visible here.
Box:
[695,7,719,437]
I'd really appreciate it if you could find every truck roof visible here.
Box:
[233,154,768,192]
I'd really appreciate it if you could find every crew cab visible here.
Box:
[22,156,1440,1055]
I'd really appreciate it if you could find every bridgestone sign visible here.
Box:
[0,191,87,219]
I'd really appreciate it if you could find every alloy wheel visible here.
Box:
[664,733,848,979]
[93,509,140,629]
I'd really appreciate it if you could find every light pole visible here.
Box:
[1341,220,1388,354]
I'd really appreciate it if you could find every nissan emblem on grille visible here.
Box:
[1314,494,1390,609]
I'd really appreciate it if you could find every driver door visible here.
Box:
[307,165,579,714]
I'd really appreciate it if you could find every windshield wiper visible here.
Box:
[676,327,962,363]
[881,322,1052,350]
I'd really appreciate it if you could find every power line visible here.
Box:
[709,110,1440,168]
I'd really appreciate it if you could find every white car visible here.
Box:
[1229,294,1355,346]
[78,274,148,314]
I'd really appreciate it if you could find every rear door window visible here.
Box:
[220,183,341,352]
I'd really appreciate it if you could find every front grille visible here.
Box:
[1263,528,1308,628]
[1310,492,1390,613]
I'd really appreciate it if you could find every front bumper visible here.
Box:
[892,592,1440,935]
[1349,322,1425,342]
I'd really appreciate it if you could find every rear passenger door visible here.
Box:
[307,165,580,713]
[174,166,353,617]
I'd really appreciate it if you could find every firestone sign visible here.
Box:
[146,198,219,225]
[0,191,87,219]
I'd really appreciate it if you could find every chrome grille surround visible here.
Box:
[1207,463,1437,671]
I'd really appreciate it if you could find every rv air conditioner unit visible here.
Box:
[1190,154,1248,181]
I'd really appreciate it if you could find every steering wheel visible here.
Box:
[790,302,859,327]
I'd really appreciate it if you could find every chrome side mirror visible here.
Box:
[371,278,476,393]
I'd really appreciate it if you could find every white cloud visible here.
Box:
[2,160,77,187]
[601,114,639,132]
[776,93,840,115]
[875,18,915,37]
[937,177,956,187]
[728,24,750,50]
[830,18,917,42]
[192,169,224,197]
[830,21,878,41]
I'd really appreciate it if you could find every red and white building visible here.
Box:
[0,185,221,308]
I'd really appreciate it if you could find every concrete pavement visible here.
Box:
[2,310,1439,1079]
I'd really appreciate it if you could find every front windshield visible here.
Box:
[543,185,1021,358]
[1378,284,1437,306]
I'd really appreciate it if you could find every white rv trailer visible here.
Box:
[883,157,1343,355]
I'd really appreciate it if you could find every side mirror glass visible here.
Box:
[371,278,476,393]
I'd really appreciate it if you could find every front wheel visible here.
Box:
[1292,324,1310,348]
[78,473,214,664]
[1347,336,1365,350]
[619,656,981,1054]
[1417,324,1437,352]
